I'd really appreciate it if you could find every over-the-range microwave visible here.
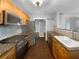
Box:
[0,10,21,25]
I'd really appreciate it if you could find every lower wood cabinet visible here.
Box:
[0,47,16,59]
[47,33,52,49]
[52,38,79,59]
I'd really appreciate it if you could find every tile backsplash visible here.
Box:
[0,25,21,40]
[54,28,79,40]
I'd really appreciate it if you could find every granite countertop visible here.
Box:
[0,44,15,56]
[47,31,63,36]
[0,32,31,41]
[0,35,26,43]
[48,31,79,51]
[54,36,79,51]
[0,34,29,57]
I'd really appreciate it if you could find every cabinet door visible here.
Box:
[47,33,52,50]
[52,39,58,59]
[0,47,16,59]
[53,39,61,59]
[56,40,69,59]
[52,39,69,59]
[0,12,3,24]
[7,48,16,59]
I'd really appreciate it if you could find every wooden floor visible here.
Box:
[24,38,55,59]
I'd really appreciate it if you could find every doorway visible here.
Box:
[35,19,46,40]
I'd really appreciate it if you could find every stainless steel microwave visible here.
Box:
[0,11,21,25]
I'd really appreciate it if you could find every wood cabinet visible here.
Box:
[0,0,29,25]
[0,47,16,59]
[52,39,69,59]
[0,0,1,13]
[52,38,79,59]
[47,33,52,49]
[0,12,3,24]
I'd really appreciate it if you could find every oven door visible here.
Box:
[17,41,28,59]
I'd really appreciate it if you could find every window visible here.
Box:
[65,19,71,30]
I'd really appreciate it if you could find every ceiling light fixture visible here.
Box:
[30,0,46,7]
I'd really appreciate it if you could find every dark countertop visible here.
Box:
[0,34,29,56]
[0,44,15,56]
[0,35,27,43]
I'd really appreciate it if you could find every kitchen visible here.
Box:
[0,0,79,59]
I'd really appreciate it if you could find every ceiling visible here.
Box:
[12,0,79,17]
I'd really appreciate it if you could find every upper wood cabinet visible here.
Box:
[0,0,29,25]
[0,12,3,24]
[0,0,1,13]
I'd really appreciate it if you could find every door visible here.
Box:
[35,19,46,38]
[39,20,45,37]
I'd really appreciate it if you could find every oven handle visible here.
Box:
[17,41,28,50]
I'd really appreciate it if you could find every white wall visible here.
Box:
[47,19,55,31]
[54,12,79,40]
[55,12,79,30]
[55,12,72,29]
[35,20,40,32]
